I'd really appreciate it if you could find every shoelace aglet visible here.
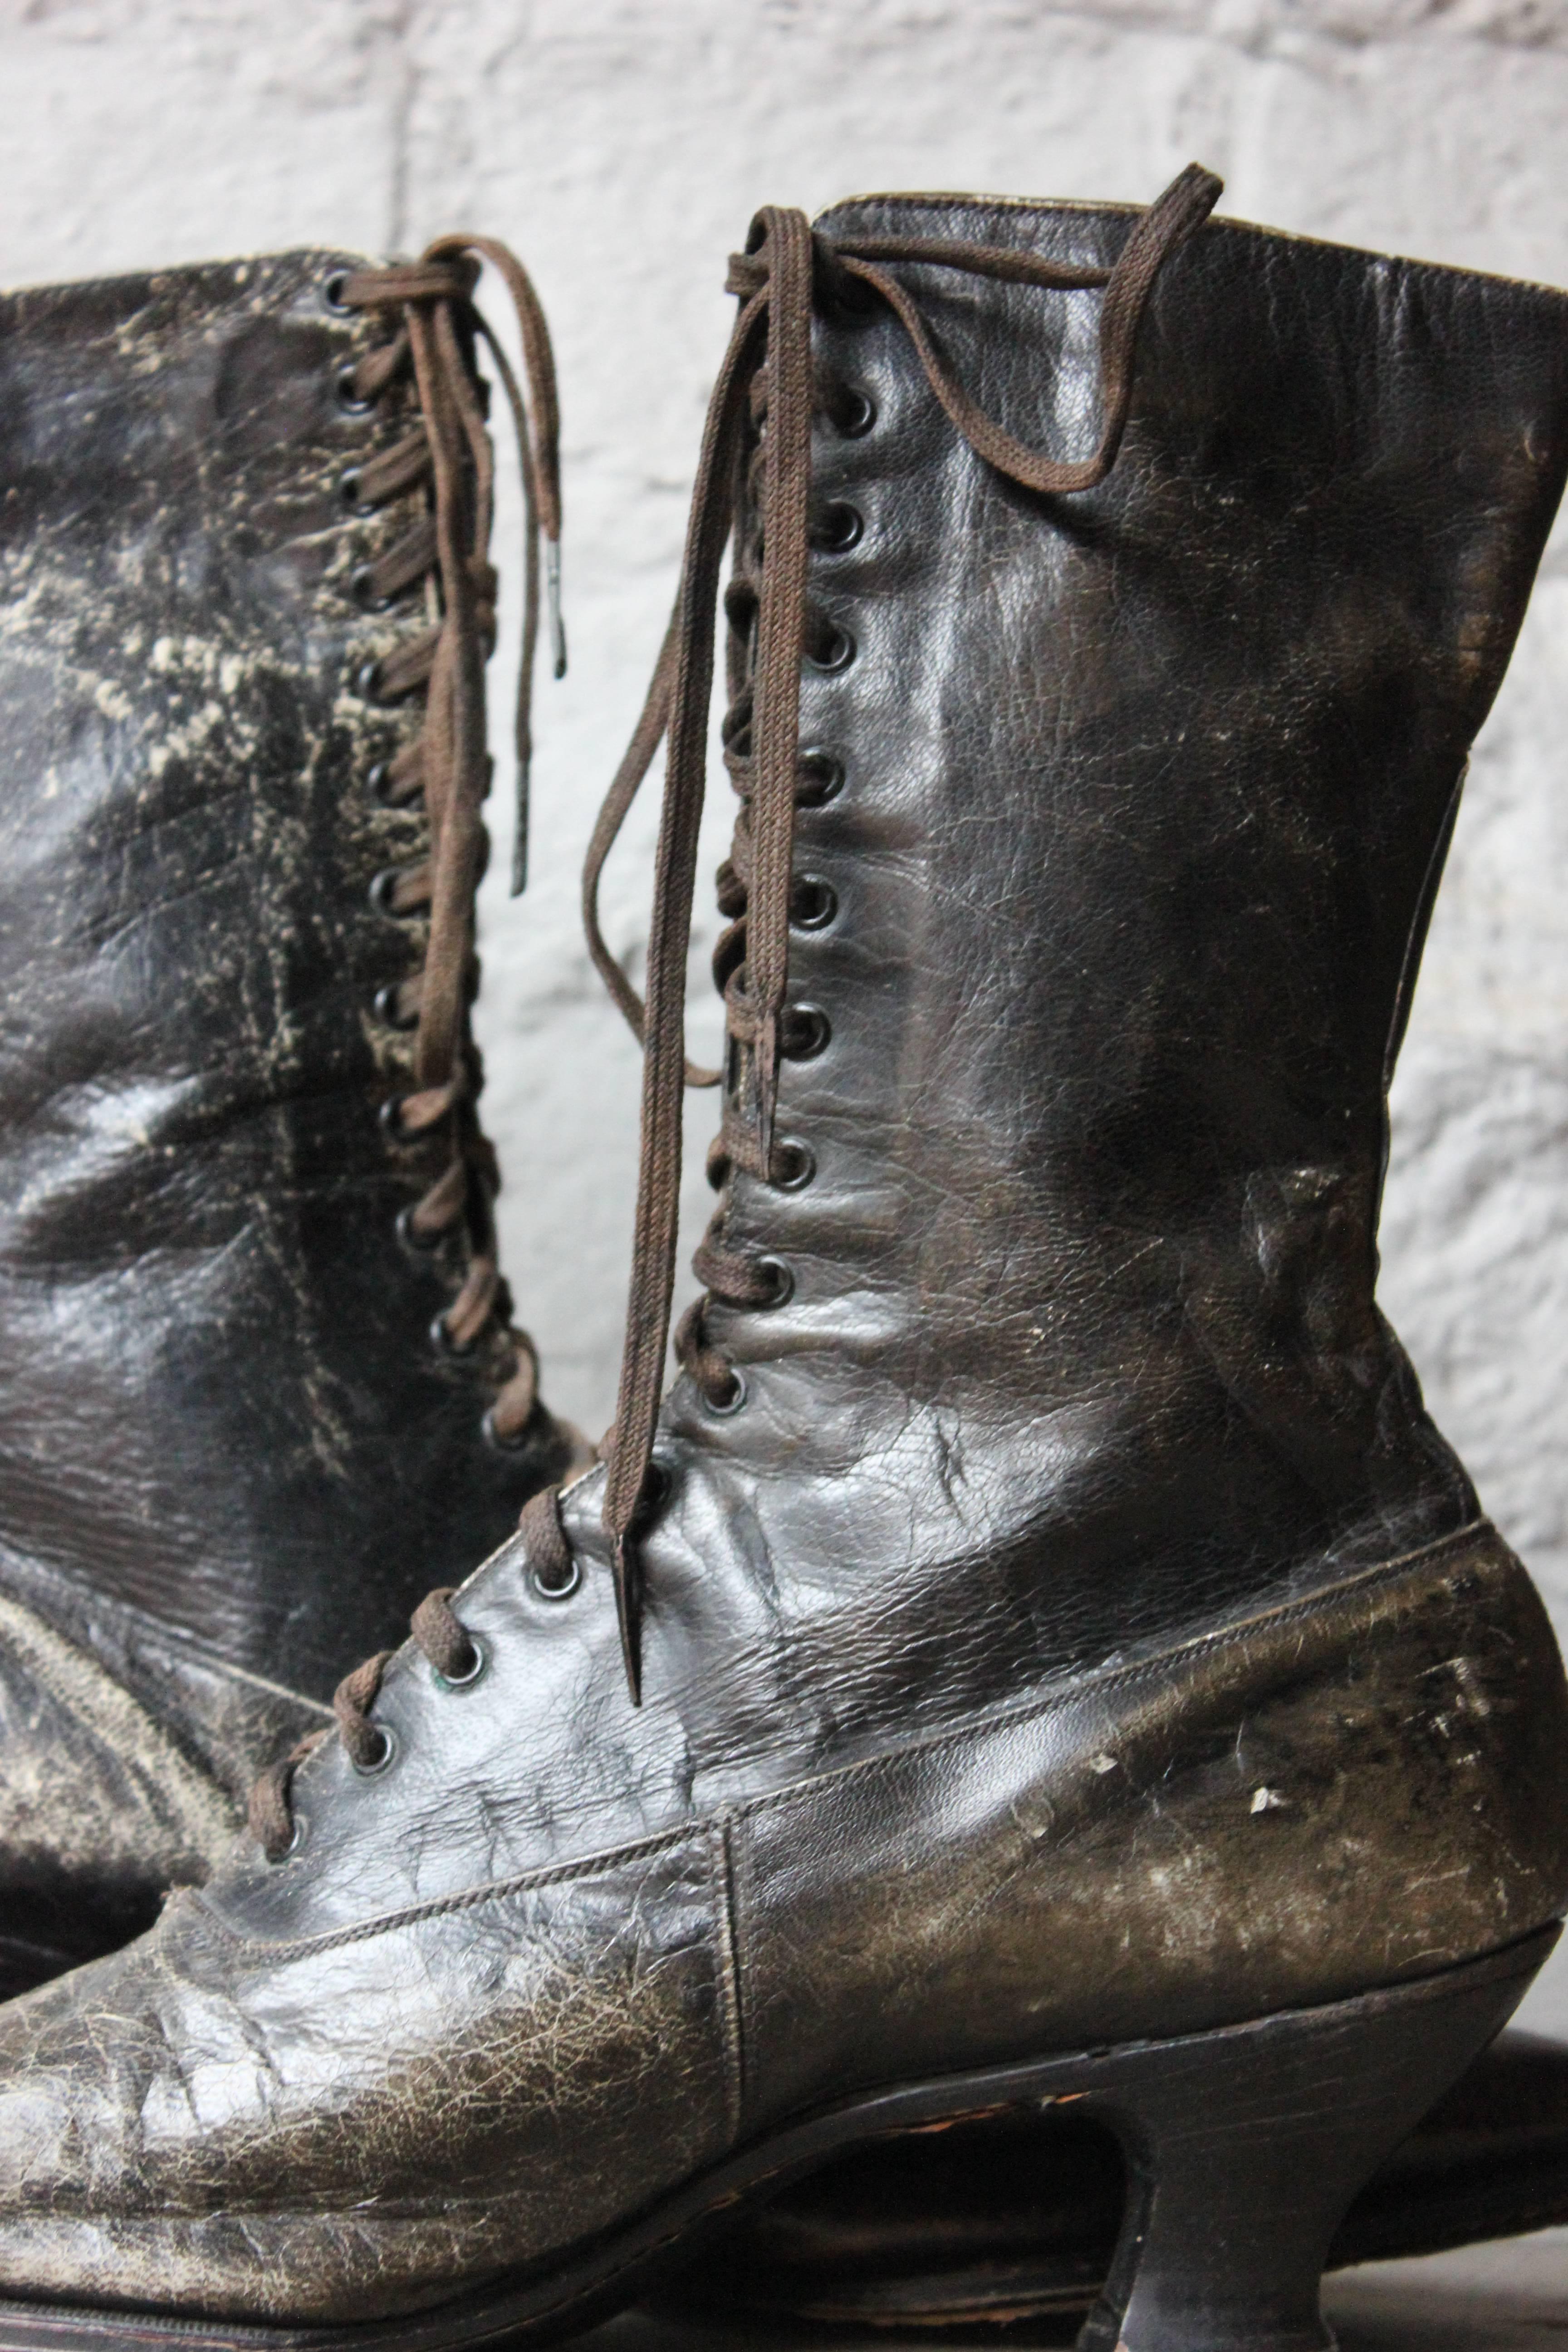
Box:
[511,757,531,897]
[547,539,567,681]
[611,1531,643,1706]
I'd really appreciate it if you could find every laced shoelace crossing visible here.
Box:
[339,238,564,1433]
[584,166,1222,1697]
[248,173,1222,1859]
[250,1488,576,1859]
[245,241,572,1866]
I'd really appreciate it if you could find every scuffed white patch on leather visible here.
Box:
[0,1593,237,1884]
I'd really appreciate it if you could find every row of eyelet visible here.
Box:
[324,270,494,1398]
[706,382,871,1419]
[245,274,592,1824]
[346,1549,583,1784]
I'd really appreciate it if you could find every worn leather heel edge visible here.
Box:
[0,1928,1552,2352]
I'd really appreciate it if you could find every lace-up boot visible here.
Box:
[0,242,583,1999]
[0,172,1566,2352]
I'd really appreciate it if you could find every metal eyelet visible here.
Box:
[771,1139,816,1191]
[354,656,385,702]
[532,1553,582,1601]
[832,384,876,437]
[790,876,837,931]
[373,982,417,1031]
[379,1094,409,1140]
[807,622,856,675]
[352,1725,396,1777]
[368,867,408,916]
[481,1405,533,1454]
[797,750,845,808]
[351,564,392,614]
[811,502,863,555]
[335,362,376,417]
[434,1636,485,1690]
[756,1258,794,1309]
[396,1203,442,1254]
[706,1367,748,1416]
[431,1311,476,1360]
[273,1812,306,1862]
[322,269,355,316]
[338,467,370,514]
[781,1004,831,1060]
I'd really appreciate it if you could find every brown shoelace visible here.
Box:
[249,172,1222,1859]
[585,166,1222,1695]
[246,241,573,1865]
[340,238,564,1436]
[250,1489,578,1859]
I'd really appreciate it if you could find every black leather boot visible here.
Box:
[0,170,1566,2352]
[0,240,585,1999]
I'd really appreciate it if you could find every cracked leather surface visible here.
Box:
[0,1525,1560,2320]
[0,250,573,1984]
[0,198,1565,2327]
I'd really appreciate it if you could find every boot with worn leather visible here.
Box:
[0,238,585,1999]
[1,167,1567,2352]
[660,2025,1568,2328]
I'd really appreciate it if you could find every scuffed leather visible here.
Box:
[0,199,1566,2330]
[0,1572,325,1991]
[0,251,572,1976]
[0,1524,1559,2320]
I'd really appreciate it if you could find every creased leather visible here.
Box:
[0,197,1565,2332]
[0,1527,1559,2322]
[0,250,571,1980]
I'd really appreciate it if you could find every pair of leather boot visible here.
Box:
[0,164,1565,2352]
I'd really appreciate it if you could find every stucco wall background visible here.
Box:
[2,0,1566,2026]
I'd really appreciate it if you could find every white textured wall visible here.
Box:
[3,0,1566,2026]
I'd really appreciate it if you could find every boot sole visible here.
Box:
[0,1924,1553,2352]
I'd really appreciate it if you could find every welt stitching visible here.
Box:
[204,1521,1492,1964]
[709,1814,746,2144]
[723,1520,1496,1833]
[196,1825,694,1961]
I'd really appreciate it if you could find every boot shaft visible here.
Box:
[573,184,1568,1715]
[0,250,572,1698]
[725,196,1568,1370]
[672,199,1568,1599]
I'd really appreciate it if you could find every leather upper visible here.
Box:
[0,250,570,1698]
[0,197,1565,2326]
[0,251,573,1975]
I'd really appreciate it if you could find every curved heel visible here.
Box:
[1076,1926,1557,2352]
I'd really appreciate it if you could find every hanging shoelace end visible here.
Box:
[612,1530,643,1707]
[547,538,567,681]
[510,755,530,897]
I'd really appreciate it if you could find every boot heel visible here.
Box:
[1076,1925,1557,2352]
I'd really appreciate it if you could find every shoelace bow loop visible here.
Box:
[339,237,566,1440]
[584,167,1220,1700]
